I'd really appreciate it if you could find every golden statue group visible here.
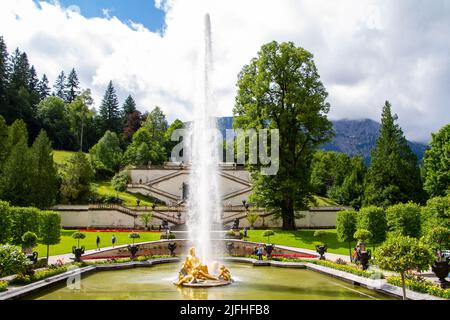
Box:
[176,247,232,286]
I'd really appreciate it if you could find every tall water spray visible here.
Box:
[186,14,222,264]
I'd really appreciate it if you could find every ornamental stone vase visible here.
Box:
[72,246,85,262]
[128,245,139,259]
[264,244,275,259]
[359,250,371,270]
[315,244,327,260]
[432,260,449,288]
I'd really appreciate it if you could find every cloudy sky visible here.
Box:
[1,0,449,142]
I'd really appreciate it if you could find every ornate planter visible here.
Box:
[315,245,327,260]
[168,243,177,256]
[264,244,275,259]
[359,250,371,270]
[26,252,39,264]
[226,242,235,256]
[128,245,139,259]
[72,246,85,262]
[432,260,449,288]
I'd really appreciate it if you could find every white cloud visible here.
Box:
[0,0,449,142]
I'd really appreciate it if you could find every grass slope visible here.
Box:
[91,181,154,207]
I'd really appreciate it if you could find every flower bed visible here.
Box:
[272,253,317,259]
[387,276,450,299]
[311,260,384,279]
[9,265,80,285]
[78,229,160,233]
[0,280,8,292]
[84,255,173,265]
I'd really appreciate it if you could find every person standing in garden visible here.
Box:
[96,235,101,251]
[112,234,117,248]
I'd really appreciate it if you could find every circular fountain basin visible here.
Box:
[26,262,395,300]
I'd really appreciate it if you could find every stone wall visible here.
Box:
[57,205,340,229]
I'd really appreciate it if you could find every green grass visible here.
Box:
[53,150,79,166]
[91,181,154,207]
[245,229,353,256]
[36,230,161,258]
[310,195,340,207]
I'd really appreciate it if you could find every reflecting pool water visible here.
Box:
[28,263,395,300]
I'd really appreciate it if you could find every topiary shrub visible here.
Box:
[128,232,141,245]
[21,231,38,251]
[357,206,386,249]
[386,202,421,238]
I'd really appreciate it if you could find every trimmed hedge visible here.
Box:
[387,276,450,299]
[10,265,74,285]
[311,259,384,279]
[270,257,383,279]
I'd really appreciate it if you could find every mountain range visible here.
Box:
[215,117,428,164]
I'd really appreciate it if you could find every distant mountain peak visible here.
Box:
[215,117,427,164]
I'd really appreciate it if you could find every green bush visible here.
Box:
[0,245,31,277]
[262,230,275,243]
[421,195,450,235]
[336,210,357,258]
[357,206,386,245]
[387,276,450,299]
[311,259,382,279]
[9,207,41,245]
[0,201,12,244]
[0,280,8,292]
[128,232,141,244]
[386,202,421,238]
[111,168,131,192]
[160,232,176,240]
[354,229,372,243]
[10,265,70,285]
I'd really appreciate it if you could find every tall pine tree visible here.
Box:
[29,130,58,208]
[65,68,80,103]
[0,36,9,118]
[123,95,137,115]
[0,120,32,206]
[99,81,122,134]
[53,71,66,101]
[364,101,424,206]
[38,74,50,100]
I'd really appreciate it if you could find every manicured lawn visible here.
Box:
[36,230,161,258]
[245,229,354,256]
[53,150,84,166]
[91,180,154,207]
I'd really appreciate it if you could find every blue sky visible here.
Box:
[40,0,166,31]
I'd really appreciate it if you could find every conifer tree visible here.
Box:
[65,68,80,103]
[0,36,9,116]
[123,95,137,115]
[0,124,32,206]
[29,130,58,208]
[99,81,122,134]
[38,74,50,100]
[53,71,66,101]
[364,101,424,206]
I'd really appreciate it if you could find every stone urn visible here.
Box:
[315,244,327,260]
[168,243,177,256]
[26,252,39,264]
[72,246,85,262]
[226,242,235,256]
[264,244,275,259]
[128,245,139,259]
[359,250,371,270]
[432,260,449,288]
